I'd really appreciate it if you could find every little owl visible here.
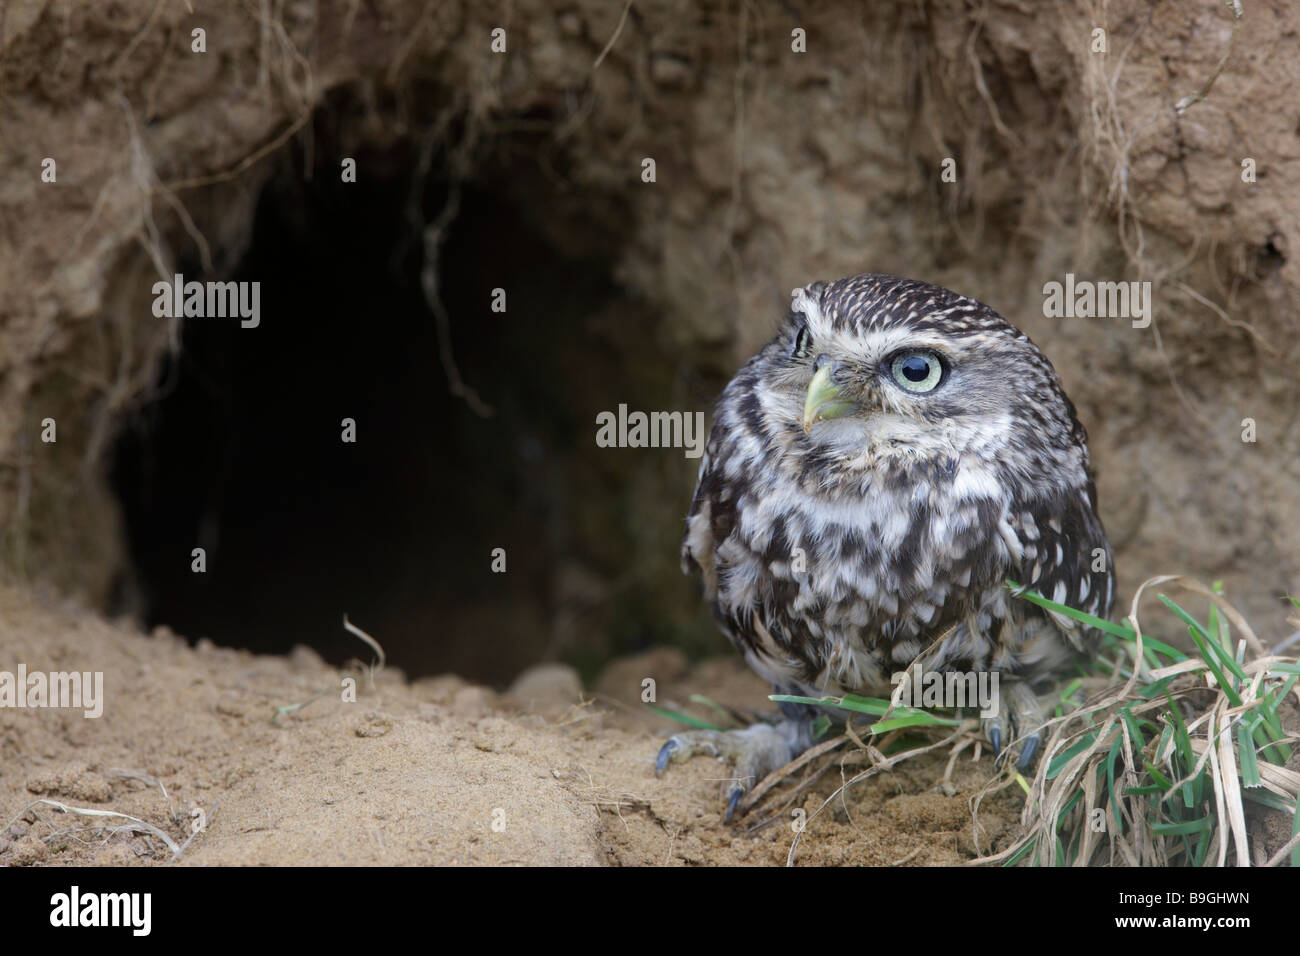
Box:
[658,273,1114,819]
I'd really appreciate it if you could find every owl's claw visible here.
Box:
[983,716,1039,769]
[653,722,802,821]
[725,786,744,823]
[655,738,679,774]
[981,679,1046,770]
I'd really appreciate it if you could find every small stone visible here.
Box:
[596,647,688,702]
[10,835,48,866]
[354,713,392,738]
[650,53,693,89]
[450,685,494,718]
[506,663,582,714]
[25,764,112,802]
[557,10,583,37]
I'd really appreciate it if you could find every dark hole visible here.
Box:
[107,98,714,684]
[1255,231,1287,277]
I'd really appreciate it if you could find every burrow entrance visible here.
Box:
[107,94,718,684]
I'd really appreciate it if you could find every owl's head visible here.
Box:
[756,274,1086,482]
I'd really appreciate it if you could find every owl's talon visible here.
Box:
[652,722,805,821]
[982,679,1047,769]
[655,738,680,775]
[1016,734,1040,770]
[725,787,744,823]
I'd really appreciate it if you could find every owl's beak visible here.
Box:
[802,361,857,433]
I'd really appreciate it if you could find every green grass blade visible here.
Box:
[1292,791,1300,867]
[1007,581,1135,639]
[688,693,739,727]
[770,693,887,715]
[811,714,832,740]
[1151,816,1212,835]
[1237,722,1261,788]
[769,693,960,729]
[1046,732,1099,779]
[1106,737,1124,832]
[870,713,962,733]
[1242,790,1297,814]
[1002,839,1036,867]
[1178,622,1243,707]
[643,703,724,731]
[1160,595,1249,684]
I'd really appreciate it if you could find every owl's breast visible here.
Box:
[699,462,1020,693]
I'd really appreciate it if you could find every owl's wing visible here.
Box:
[1012,479,1115,652]
[681,449,727,598]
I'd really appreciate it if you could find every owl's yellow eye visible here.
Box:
[890,351,944,392]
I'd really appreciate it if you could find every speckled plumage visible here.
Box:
[682,273,1113,722]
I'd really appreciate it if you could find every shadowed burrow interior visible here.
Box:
[107,92,721,685]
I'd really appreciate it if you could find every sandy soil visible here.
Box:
[0,582,1029,866]
[2,0,1297,869]
[5,0,1300,674]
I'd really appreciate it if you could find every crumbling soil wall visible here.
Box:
[1,0,1298,664]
